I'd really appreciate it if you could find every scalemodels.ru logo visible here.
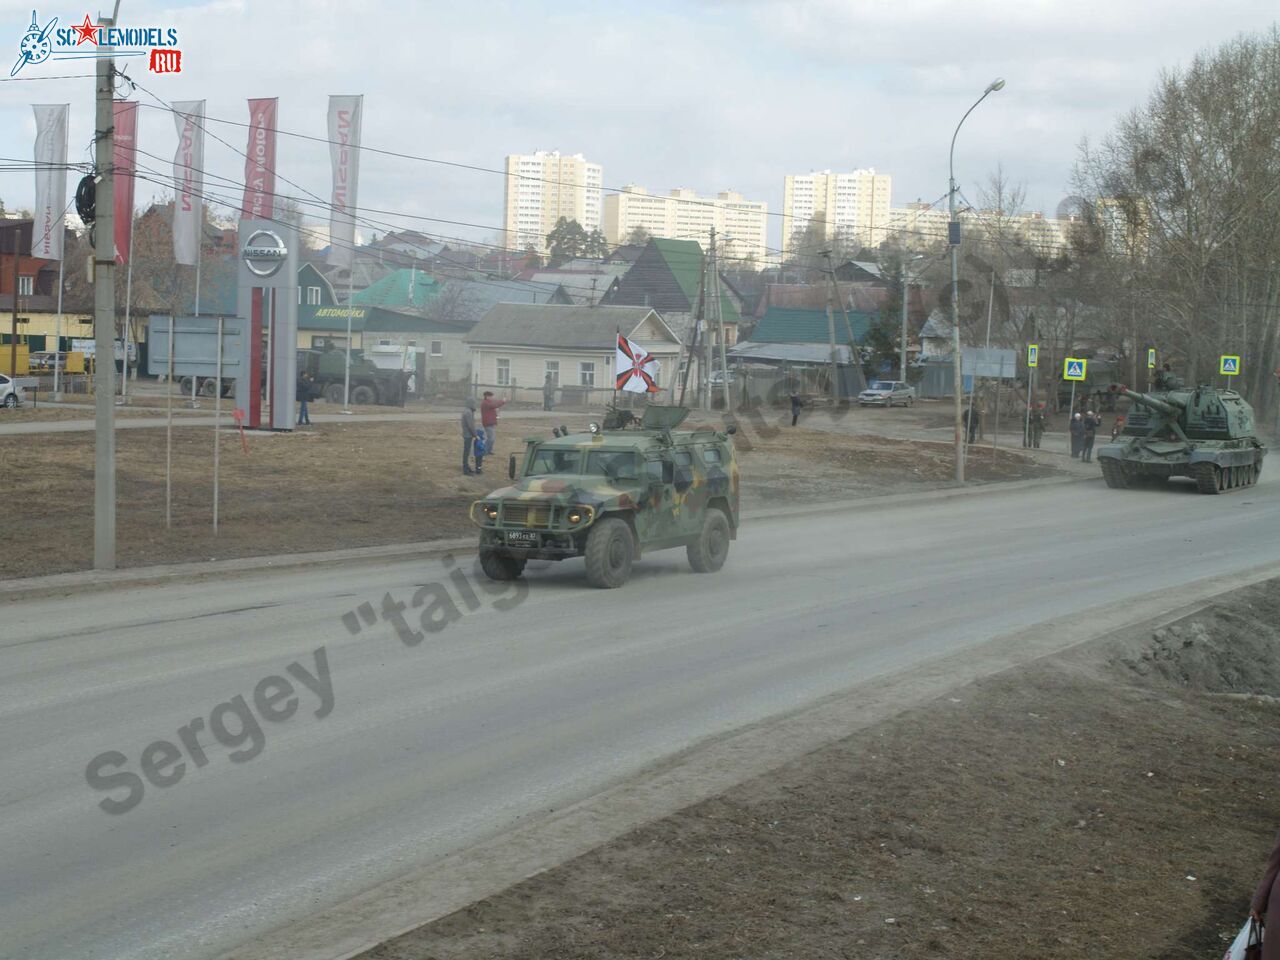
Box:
[10,9,183,77]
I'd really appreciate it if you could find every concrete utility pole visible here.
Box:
[92,11,118,569]
[820,249,838,401]
[709,228,732,413]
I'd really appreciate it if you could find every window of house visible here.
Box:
[496,357,511,386]
[378,339,392,346]
[429,340,443,357]
[17,276,33,297]
[545,360,559,385]
[306,286,322,305]
[407,340,418,348]
[579,361,595,387]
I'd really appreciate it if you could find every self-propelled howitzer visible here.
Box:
[1096,383,1265,493]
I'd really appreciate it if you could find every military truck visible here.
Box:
[470,405,740,588]
[296,347,409,406]
[1096,378,1266,492]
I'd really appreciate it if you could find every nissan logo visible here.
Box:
[242,229,288,278]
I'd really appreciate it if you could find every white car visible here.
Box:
[0,373,25,408]
[858,379,915,407]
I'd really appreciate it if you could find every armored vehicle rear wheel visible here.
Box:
[479,547,526,581]
[687,508,731,573]
[585,517,634,588]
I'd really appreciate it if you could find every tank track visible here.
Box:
[1191,459,1262,494]
[1100,458,1130,489]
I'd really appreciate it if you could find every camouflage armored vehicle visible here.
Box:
[1097,378,1266,492]
[470,405,739,588]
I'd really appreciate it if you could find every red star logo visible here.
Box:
[72,14,99,45]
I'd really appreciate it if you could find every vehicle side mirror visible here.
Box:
[508,453,517,480]
[662,460,674,484]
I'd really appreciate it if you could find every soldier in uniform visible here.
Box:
[1030,404,1046,448]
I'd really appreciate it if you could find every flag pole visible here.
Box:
[612,326,619,411]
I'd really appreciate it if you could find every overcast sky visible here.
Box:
[1,0,1277,255]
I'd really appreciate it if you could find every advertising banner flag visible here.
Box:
[326,95,362,269]
[171,100,205,266]
[112,100,138,264]
[241,98,277,220]
[31,103,69,260]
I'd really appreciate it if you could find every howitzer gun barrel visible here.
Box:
[1112,385,1183,417]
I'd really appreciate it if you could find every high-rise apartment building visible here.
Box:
[503,151,603,254]
[883,201,1085,259]
[781,168,892,257]
[602,186,769,264]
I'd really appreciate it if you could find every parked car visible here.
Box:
[858,380,916,407]
[0,373,25,408]
[29,352,66,372]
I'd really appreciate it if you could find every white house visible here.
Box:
[465,303,683,407]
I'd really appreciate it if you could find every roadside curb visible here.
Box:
[0,474,1094,603]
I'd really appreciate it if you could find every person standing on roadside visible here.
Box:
[542,373,555,412]
[1250,829,1280,960]
[1081,409,1099,462]
[963,403,979,444]
[296,371,313,426]
[461,397,480,476]
[480,390,506,456]
[1069,412,1084,458]
[789,392,803,427]
[1030,404,1046,448]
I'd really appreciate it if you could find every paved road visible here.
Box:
[3,472,1279,960]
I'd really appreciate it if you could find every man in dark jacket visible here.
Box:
[1069,412,1084,458]
[963,404,979,443]
[1081,410,1099,462]
[1030,405,1046,448]
[296,371,313,426]
[789,393,803,427]
[462,398,479,475]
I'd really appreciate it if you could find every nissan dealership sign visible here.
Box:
[241,228,288,278]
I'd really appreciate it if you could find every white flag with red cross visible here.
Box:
[615,333,661,393]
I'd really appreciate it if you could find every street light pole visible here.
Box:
[949,77,1005,483]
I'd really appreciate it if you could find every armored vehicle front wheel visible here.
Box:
[351,384,376,405]
[584,517,634,588]
[687,508,731,573]
[479,547,526,581]
[324,383,344,404]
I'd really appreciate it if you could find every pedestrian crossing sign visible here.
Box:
[1027,343,1038,368]
[1147,348,1156,369]
[1221,355,1240,376]
[1063,358,1087,381]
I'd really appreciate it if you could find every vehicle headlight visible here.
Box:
[567,509,583,524]
[565,505,592,525]
[483,503,499,520]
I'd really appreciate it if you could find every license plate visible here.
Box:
[505,530,540,546]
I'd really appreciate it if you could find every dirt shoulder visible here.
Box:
[362,579,1280,960]
[0,414,1057,580]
